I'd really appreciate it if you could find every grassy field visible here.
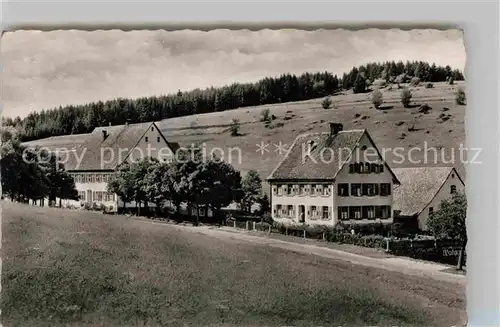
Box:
[157,82,466,183]
[2,201,465,327]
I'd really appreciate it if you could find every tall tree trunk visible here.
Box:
[457,241,467,270]
[59,198,62,208]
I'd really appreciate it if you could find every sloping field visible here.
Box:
[157,82,466,182]
[2,201,465,327]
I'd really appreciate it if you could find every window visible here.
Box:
[362,184,376,196]
[450,185,457,194]
[363,206,376,219]
[381,205,391,219]
[93,191,103,202]
[380,183,391,196]
[288,205,294,218]
[351,184,362,197]
[151,126,154,131]
[96,174,102,183]
[349,164,354,173]
[358,163,363,173]
[322,206,330,220]
[299,185,305,196]
[322,185,330,196]
[78,191,86,201]
[272,185,278,195]
[311,206,317,219]
[370,163,377,173]
[277,184,283,196]
[90,174,96,183]
[379,164,384,173]
[338,207,349,220]
[145,137,149,142]
[310,184,317,196]
[364,163,370,173]
[287,185,293,196]
[338,183,349,196]
[429,207,434,215]
[349,206,362,219]
[277,205,283,217]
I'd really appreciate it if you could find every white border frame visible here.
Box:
[1,1,499,326]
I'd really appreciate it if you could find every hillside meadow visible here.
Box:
[157,82,466,185]
[1,201,465,327]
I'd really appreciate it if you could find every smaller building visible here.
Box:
[392,166,465,230]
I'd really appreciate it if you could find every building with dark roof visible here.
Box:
[267,123,400,227]
[23,121,178,212]
[267,122,465,230]
[392,166,465,230]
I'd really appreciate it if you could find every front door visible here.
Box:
[299,205,305,223]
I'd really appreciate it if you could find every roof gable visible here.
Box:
[267,129,401,183]
[392,166,462,216]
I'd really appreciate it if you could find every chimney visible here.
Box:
[329,123,343,136]
[102,130,108,140]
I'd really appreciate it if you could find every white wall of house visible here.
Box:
[269,132,394,227]
[125,125,175,164]
[334,133,394,225]
[418,170,465,230]
[271,182,334,226]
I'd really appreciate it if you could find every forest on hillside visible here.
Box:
[3,60,464,142]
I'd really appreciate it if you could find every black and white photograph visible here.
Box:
[1,28,467,326]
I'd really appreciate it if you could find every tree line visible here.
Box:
[3,60,464,142]
[0,127,78,205]
[107,149,269,224]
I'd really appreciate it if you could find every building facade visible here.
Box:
[267,123,400,227]
[392,166,465,230]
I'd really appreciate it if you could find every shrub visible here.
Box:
[229,118,240,136]
[321,97,332,109]
[425,82,434,89]
[448,76,455,85]
[371,90,383,109]
[400,88,412,108]
[260,108,271,122]
[409,77,421,87]
[352,75,366,94]
[455,87,466,105]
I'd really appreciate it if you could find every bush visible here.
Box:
[400,88,412,108]
[371,90,383,109]
[409,77,421,87]
[455,87,466,105]
[321,97,332,109]
[353,75,366,94]
[229,118,240,136]
[448,76,455,85]
[260,108,271,122]
[425,82,434,89]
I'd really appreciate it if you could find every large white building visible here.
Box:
[267,123,400,227]
[24,121,178,212]
[267,123,465,231]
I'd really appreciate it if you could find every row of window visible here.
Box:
[78,191,115,202]
[338,206,392,220]
[274,205,332,220]
[272,184,331,197]
[349,163,385,174]
[273,205,392,220]
[72,173,113,184]
[337,183,391,197]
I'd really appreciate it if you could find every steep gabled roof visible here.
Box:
[267,129,400,183]
[24,121,176,171]
[392,166,464,216]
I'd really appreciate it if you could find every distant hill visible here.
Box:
[3,60,463,142]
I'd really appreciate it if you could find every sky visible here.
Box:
[1,28,465,119]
